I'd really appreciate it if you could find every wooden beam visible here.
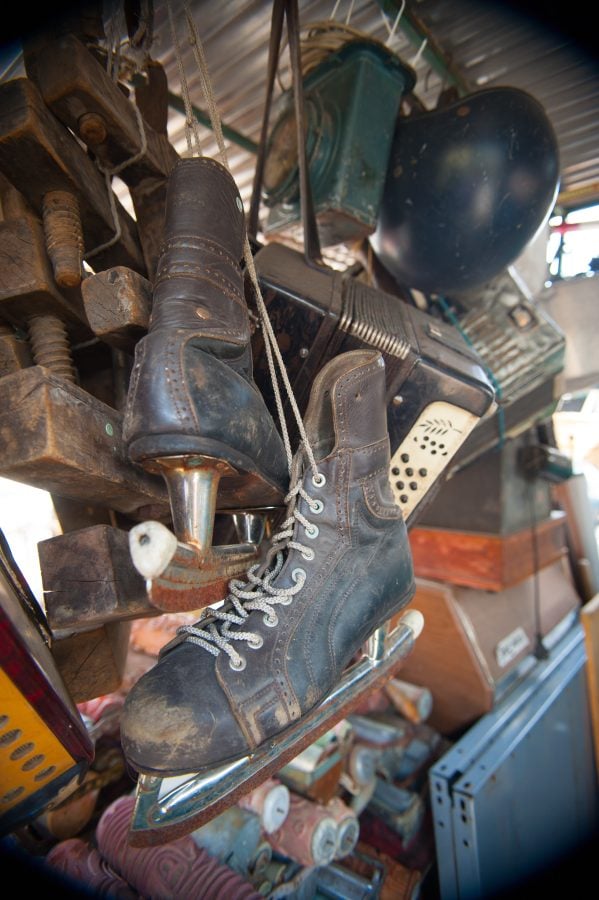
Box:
[581,594,599,776]
[0,365,169,519]
[23,34,179,278]
[39,525,157,632]
[0,215,89,331]
[51,621,132,703]
[0,77,146,276]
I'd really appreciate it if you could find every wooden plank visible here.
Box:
[51,621,132,703]
[128,177,169,280]
[0,324,32,376]
[581,594,599,775]
[408,511,569,590]
[38,525,157,632]
[0,365,169,519]
[23,34,178,277]
[81,266,151,351]
[0,77,146,276]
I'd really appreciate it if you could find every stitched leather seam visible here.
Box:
[158,233,240,265]
[363,479,403,519]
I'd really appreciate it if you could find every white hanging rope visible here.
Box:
[410,36,428,67]
[166,0,203,156]
[176,0,320,479]
[385,0,406,45]
[329,0,343,20]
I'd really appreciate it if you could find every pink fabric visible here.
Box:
[96,795,262,899]
[46,837,137,897]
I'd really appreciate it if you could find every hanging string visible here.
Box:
[182,0,229,169]
[410,36,428,67]
[344,0,355,26]
[329,0,343,19]
[166,0,203,156]
[104,0,127,83]
[177,0,320,479]
[385,0,406,46]
[432,295,506,448]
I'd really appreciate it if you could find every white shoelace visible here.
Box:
[175,471,325,670]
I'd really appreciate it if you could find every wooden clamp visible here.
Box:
[23,35,179,278]
[0,365,169,519]
[38,525,157,633]
[0,77,146,277]
[0,213,89,332]
[81,266,151,352]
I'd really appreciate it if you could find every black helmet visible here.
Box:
[370,86,560,294]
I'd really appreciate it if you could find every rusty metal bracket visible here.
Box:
[128,520,265,613]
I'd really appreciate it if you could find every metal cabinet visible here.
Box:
[429,621,598,898]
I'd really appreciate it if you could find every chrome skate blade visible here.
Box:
[127,609,424,846]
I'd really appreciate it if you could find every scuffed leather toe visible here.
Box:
[120,645,251,774]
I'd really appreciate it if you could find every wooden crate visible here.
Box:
[408,510,568,591]
[397,556,581,735]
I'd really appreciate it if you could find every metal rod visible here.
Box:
[160,465,221,550]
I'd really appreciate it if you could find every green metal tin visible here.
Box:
[262,39,415,247]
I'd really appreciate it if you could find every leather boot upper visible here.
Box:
[120,350,415,775]
[122,157,288,501]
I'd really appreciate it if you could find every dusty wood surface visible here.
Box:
[39,525,157,632]
[408,511,569,591]
[23,33,178,186]
[81,266,151,351]
[581,593,599,776]
[0,365,169,518]
[0,214,89,331]
[134,60,170,136]
[51,621,132,703]
[0,326,32,376]
[0,77,146,276]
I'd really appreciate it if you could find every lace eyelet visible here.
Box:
[305,524,319,539]
[312,472,326,488]
[248,634,264,650]
[292,567,306,583]
[263,613,279,628]
[301,548,315,561]
[311,499,324,515]
[229,655,246,671]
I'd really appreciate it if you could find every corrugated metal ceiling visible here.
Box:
[1,0,597,241]
[146,0,599,217]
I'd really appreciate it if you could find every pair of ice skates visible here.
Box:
[119,157,417,793]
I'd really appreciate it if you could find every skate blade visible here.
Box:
[126,609,424,846]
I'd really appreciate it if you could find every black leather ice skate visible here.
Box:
[123,157,289,536]
[121,349,416,776]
